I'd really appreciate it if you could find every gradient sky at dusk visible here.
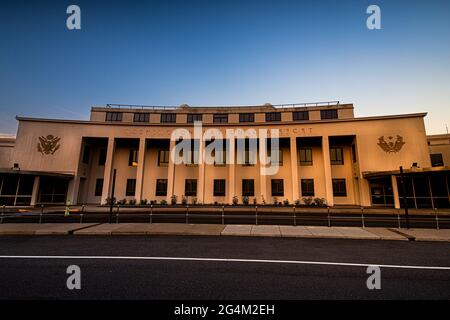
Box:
[0,0,449,134]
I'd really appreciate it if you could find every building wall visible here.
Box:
[0,137,15,169]
[428,134,450,166]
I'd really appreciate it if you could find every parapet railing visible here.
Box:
[105,101,341,110]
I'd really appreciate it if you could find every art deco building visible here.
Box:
[0,102,449,208]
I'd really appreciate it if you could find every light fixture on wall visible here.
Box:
[12,163,20,171]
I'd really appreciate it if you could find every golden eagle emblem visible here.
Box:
[377,135,405,153]
[37,135,61,155]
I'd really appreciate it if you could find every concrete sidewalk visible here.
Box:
[0,223,450,241]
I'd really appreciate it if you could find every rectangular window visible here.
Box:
[185,179,197,196]
[213,114,228,123]
[213,179,226,197]
[265,112,281,122]
[332,179,347,197]
[351,144,357,163]
[268,149,283,165]
[239,113,255,123]
[293,111,309,121]
[271,179,284,196]
[126,179,136,196]
[301,179,315,197]
[94,179,103,197]
[128,149,138,167]
[158,150,169,166]
[299,148,313,166]
[320,109,338,120]
[161,113,176,123]
[187,114,202,123]
[330,147,344,165]
[431,154,444,167]
[242,179,254,196]
[155,179,168,196]
[82,145,91,164]
[133,113,150,123]
[212,149,227,166]
[98,148,107,166]
[105,112,123,122]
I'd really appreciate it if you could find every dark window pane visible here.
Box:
[187,114,202,123]
[185,179,197,196]
[332,179,347,197]
[320,109,338,120]
[98,148,107,166]
[265,112,281,122]
[330,147,344,165]
[95,179,103,196]
[299,148,313,166]
[105,112,123,122]
[82,145,91,164]
[301,179,315,197]
[213,179,226,196]
[133,113,150,122]
[158,150,169,166]
[126,179,136,196]
[155,179,168,196]
[293,111,309,121]
[242,179,254,196]
[271,179,284,196]
[213,114,228,123]
[430,154,444,167]
[239,113,254,123]
[161,113,176,123]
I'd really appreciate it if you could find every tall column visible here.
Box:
[101,137,115,205]
[166,139,176,203]
[391,175,400,209]
[135,138,146,203]
[259,138,268,204]
[322,136,334,207]
[67,177,80,205]
[198,137,206,204]
[228,137,236,204]
[30,176,40,206]
[290,137,299,202]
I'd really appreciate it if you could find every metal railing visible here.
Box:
[1,205,449,230]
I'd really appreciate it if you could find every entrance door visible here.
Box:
[369,178,394,207]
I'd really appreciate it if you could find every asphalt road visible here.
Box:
[0,236,449,300]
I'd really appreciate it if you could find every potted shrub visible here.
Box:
[303,197,313,206]
[272,197,278,205]
[140,199,148,206]
[232,196,239,206]
[283,199,290,206]
[242,196,249,205]
[181,195,188,205]
[191,197,198,205]
[294,199,301,207]
[160,199,168,205]
[170,195,177,205]
[129,198,136,206]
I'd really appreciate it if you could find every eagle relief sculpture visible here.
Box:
[377,135,405,153]
[37,135,61,155]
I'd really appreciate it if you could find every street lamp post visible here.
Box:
[109,169,117,224]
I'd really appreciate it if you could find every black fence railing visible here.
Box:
[1,205,449,229]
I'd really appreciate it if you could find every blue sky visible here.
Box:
[0,0,449,134]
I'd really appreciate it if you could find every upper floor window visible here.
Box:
[161,113,176,123]
[293,111,309,121]
[158,150,169,166]
[320,109,338,120]
[239,113,254,123]
[265,112,281,122]
[187,114,202,123]
[82,145,91,164]
[98,148,107,166]
[133,113,150,123]
[213,114,228,124]
[330,147,344,165]
[128,149,138,167]
[299,148,313,166]
[105,112,123,122]
[431,154,444,167]
[267,149,283,165]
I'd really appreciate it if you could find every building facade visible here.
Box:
[0,102,449,208]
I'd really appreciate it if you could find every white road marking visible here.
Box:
[0,255,449,270]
